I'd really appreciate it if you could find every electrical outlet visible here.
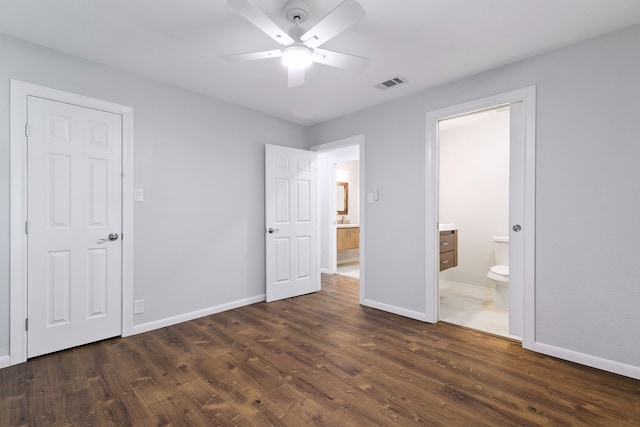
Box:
[133,299,144,314]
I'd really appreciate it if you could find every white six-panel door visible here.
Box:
[265,144,319,302]
[27,96,123,358]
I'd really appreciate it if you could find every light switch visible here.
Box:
[367,192,374,203]
[134,188,144,202]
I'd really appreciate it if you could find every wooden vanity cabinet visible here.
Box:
[439,230,458,271]
[337,227,360,251]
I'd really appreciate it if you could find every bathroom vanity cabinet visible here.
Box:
[439,230,458,271]
[337,226,360,251]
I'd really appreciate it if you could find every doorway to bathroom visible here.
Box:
[438,106,515,338]
[426,87,536,346]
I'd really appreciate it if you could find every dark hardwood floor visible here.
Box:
[2,273,639,426]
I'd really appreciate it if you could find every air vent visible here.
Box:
[375,76,408,90]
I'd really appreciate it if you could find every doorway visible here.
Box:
[9,80,134,366]
[438,106,514,338]
[335,159,360,279]
[425,87,536,348]
[312,135,365,303]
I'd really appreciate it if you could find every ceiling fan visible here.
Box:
[223,0,370,87]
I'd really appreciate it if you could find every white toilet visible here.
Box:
[487,236,509,311]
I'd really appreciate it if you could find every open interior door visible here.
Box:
[265,144,319,302]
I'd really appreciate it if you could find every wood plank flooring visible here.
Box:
[2,273,639,426]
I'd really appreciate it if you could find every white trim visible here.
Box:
[131,295,266,335]
[311,135,365,304]
[328,163,338,274]
[311,135,362,152]
[439,280,495,295]
[9,80,134,365]
[361,298,427,322]
[425,87,536,348]
[532,342,640,381]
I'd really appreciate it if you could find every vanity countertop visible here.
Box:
[439,223,458,231]
[337,223,359,228]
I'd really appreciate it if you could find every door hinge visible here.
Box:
[25,318,28,331]
[25,123,29,138]
[25,221,29,235]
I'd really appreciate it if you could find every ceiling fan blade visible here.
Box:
[312,48,370,72]
[288,68,305,87]
[226,0,294,46]
[222,49,282,62]
[301,0,365,49]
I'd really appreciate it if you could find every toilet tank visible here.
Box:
[493,236,509,265]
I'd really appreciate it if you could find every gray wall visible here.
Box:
[0,34,307,356]
[308,25,640,368]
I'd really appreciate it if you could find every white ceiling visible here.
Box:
[2,0,640,125]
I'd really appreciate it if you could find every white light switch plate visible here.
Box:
[134,188,144,202]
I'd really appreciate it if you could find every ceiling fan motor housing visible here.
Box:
[224,0,370,87]
[285,0,310,23]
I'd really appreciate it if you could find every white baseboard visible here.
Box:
[361,298,430,323]
[129,295,266,336]
[439,280,492,291]
[320,267,330,274]
[439,280,494,300]
[0,355,10,369]
[532,341,640,380]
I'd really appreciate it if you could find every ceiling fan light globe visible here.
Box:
[282,45,312,69]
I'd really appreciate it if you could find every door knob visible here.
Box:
[98,233,119,244]
[267,228,280,234]
[512,224,522,232]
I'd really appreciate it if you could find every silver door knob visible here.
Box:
[512,224,522,232]
[267,228,280,234]
[98,232,119,244]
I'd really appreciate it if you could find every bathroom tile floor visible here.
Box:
[439,282,519,340]
[331,271,516,340]
[337,262,360,279]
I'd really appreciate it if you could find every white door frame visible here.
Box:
[425,87,536,350]
[311,135,365,303]
[9,80,135,366]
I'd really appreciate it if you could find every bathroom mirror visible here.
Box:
[336,182,348,215]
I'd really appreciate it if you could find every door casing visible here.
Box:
[9,80,135,366]
[425,87,536,350]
